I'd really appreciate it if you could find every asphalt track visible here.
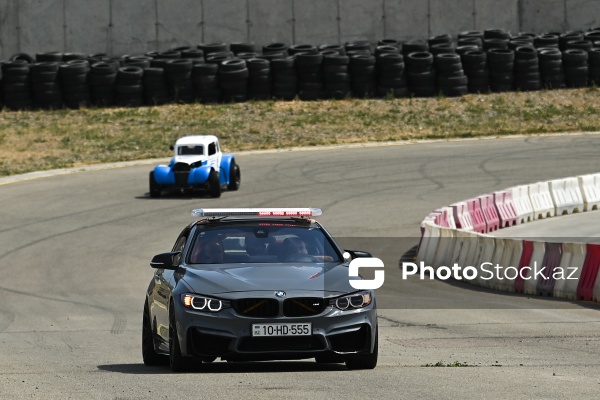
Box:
[1,134,600,399]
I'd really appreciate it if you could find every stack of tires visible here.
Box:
[246,58,272,101]
[483,28,510,51]
[31,62,62,109]
[538,48,565,89]
[218,58,249,102]
[349,53,376,98]
[59,60,90,109]
[261,42,289,61]
[513,46,541,91]
[405,51,436,97]
[89,61,118,107]
[192,63,221,104]
[164,59,195,103]
[428,34,454,56]
[375,52,408,98]
[562,49,589,88]
[2,60,33,110]
[295,52,323,101]
[487,48,515,92]
[230,42,256,56]
[534,34,560,49]
[142,66,170,106]
[271,57,297,101]
[457,31,484,49]
[559,32,584,51]
[321,53,351,99]
[589,48,600,86]
[434,53,468,97]
[115,66,144,107]
[461,50,490,93]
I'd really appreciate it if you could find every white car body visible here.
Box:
[173,135,222,170]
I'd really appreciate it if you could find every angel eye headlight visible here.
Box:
[331,291,372,310]
[335,297,350,310]
[182,294,223,312]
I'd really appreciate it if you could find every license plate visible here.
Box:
[252,323,312,337]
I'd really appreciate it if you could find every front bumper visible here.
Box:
[175,304,377,362]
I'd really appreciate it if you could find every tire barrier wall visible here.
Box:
[1,26,600,110]
[416,172,600,303]
[1,0,599,61]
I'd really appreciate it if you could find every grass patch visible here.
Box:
[1,88,599,176]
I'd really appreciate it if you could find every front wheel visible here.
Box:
[169,310,195,372]
[142,301,168,366]
[227,160,241,191]
[149,171,161,198]
[208,169,221,198]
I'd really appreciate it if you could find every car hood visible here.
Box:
[173,155,207,165]
[181,262,356,295]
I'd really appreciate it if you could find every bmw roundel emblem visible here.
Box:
[275,291,286,298]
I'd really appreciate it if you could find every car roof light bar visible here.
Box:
[192,208,322,218]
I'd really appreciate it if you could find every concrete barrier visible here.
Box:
[549,177,584,215]
[416,171,600,305]
[536,242,562,296]
[467,198,487,234]
[451,201,474,231]
[479,194,500,232]
[416,221,438,267]
[554,242,586,300]
[475,236,495,288]
[511,185,535,224]
[432,226,456,268]
[528,181,555,220]
[523,241,546,295]
[577,173,600,211]
[577,244,600,301]
[493,190,518,228]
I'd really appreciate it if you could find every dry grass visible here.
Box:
[1,87,599,176]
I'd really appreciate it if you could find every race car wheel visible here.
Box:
[345,329,378,370]
[149,171,161,198]
[142,301,168,366]
[208,169,221,198]
[169,309,195,372]
[227,160,241,191]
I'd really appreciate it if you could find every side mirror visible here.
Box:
[150,251,180,270]
[169,145,174,151]
[344,249,373,260]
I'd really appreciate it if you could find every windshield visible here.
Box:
[178,145,204,156]
[188,222,342,264]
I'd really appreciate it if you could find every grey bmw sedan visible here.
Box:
[142,208,378,372]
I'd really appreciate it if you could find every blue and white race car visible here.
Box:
[149,135,241,198]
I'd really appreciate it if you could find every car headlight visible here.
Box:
[330,291,372,310]
[182,294,227,312]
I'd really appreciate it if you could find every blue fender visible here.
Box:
[153,164,175,185]
[189,165,212,184]
[220,154,235,186]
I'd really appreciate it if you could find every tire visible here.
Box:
[345,330,378,370]
[209,169,221,198]
[142,301,168,366]
[169,308,195,372]
[227,160,241,191]
[149,171,161,198]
